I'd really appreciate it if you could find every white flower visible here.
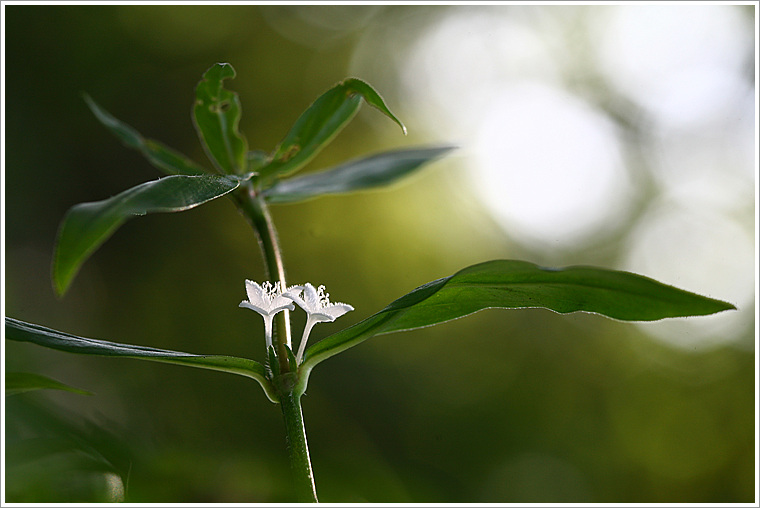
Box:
[239,280,299,350]
[284,283,354,364]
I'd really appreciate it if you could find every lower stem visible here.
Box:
[279,386,318,502]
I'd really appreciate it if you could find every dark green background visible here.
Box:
[4,5,755,503]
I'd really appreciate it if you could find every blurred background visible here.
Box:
[3,4,756,503]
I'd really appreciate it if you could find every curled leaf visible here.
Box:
[193,63,249,174]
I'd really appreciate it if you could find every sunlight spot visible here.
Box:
[395,8,631,249]
[623,203,754,350]
[592,5,750,129]
[470,82,630,248]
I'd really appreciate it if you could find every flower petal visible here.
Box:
[269,300,296,314]
[239,300,270,315]
[322,302,354,320]
[244,280,267,307]
[302,283,321,311]
[283,288,309,312]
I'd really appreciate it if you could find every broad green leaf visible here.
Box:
[83,94,208,176]
[296,260,735,395]
[259,78,407,180]
[52,173,250,296]
[263,146,456,204]
[6,372,93,396]
[5,318,278,403]
[193,62,248,174]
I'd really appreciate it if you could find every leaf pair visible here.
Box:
[53,63,446,295]
[8,260,735,401]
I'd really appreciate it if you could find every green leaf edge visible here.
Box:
[295,259,736,396]
[192,62,249,174]
[263,145,456,204]
[6,372,93,397]
[259,77,407,181]
[342,78,407,135]
[83,93,209,176]
[5,317,279,403]
[52,173,250,296]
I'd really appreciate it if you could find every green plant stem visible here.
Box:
[234,183,318,501]
[277,377,318,502]
[234,183,292,374]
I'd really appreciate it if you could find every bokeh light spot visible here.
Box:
[471,82,631,247]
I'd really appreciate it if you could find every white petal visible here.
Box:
[301,283,321,312]
[283,288,311,312]
[308,303,354,322]
[269,300,296,314]
[283,284,304,296]
[244,280,266,306]
[239,300,269,316]
[324,303,354,319]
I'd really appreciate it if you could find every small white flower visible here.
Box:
[284,283,354,364]
[239,280,299,349]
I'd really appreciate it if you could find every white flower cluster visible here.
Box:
[240,280,354,364]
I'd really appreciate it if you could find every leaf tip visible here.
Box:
[51,262,72,298]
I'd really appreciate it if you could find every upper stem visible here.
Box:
[233,183,292,373]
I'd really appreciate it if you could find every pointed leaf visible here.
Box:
[259,78,407,180]
[5,318,278,403]
[342,78,406,135]
[263,146,456,203]
[193,62,248,174]
[52,173,250,295]
[83,94,208,176]
[296,260,735,395]
[5,372,93,396]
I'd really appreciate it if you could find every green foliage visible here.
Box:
[13,250,737,401]
[296,260,735,395]
[83,94,207,176]
[193,62,249,174]
[6,394,131,503]
[264,146,455,203]
[6,61,739,503]
[53,63,439,295]
[5,318,277,403]
[23,61,737,400]
[5,372,93,396]
[257,77,407,181]
[52,173,250,296]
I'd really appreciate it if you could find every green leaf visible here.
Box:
[193,62,248,174]
[296,260,736,395]
[83,94,208,176]
[5,318,278,403]
[259,78,407,181]
[6,372,93,397]
[263,146,456,204]
[341,78,406,135]
[52,173,250,296]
